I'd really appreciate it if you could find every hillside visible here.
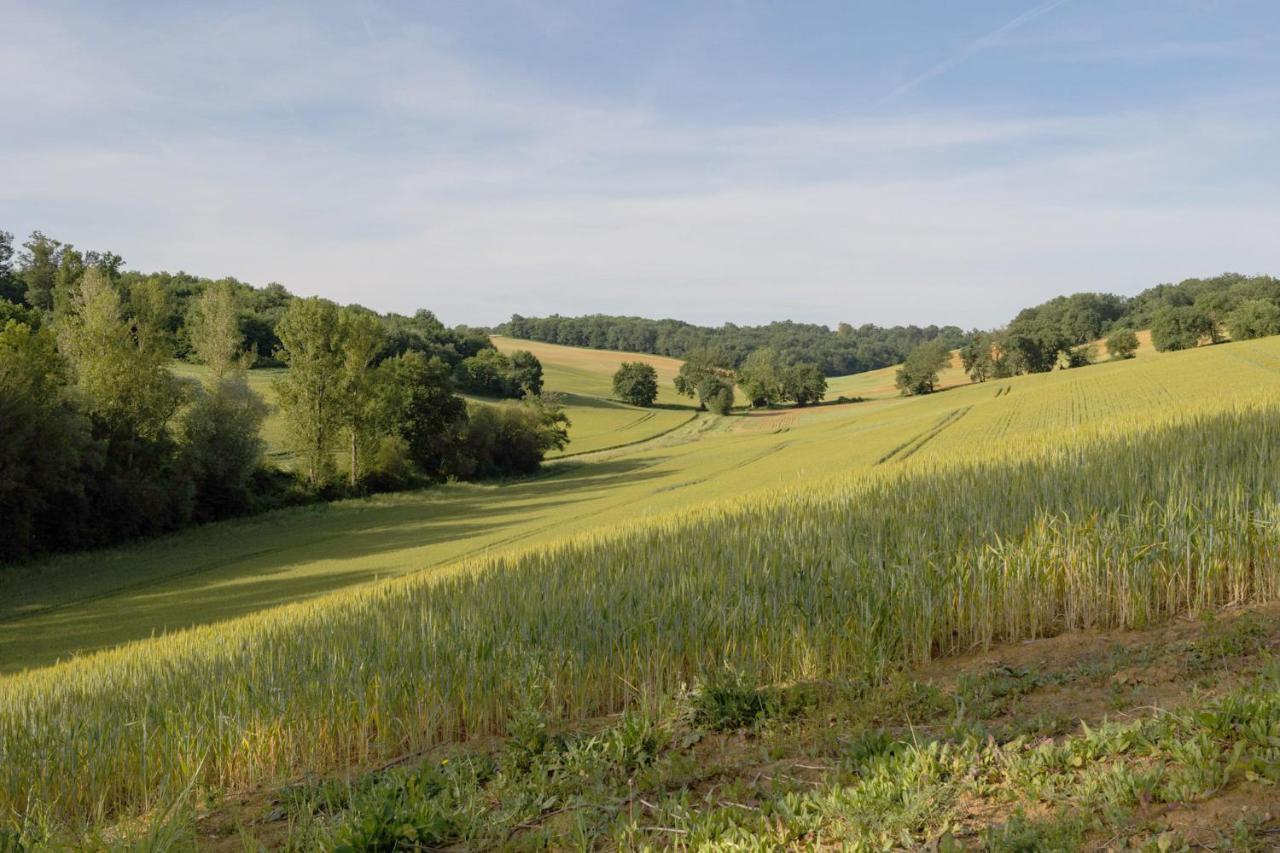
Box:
[5,337,1279,674]
[489,335,696,456]
[5,335,1280,847]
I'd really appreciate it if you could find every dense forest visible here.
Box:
[499,314,970,376]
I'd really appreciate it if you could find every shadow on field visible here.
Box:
[0,456,670,674]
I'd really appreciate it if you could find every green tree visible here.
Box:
[781,362,827,407]
[20,231,62,311]
[895,341,951,396]
[698,375,735,415]
[188,281,254,383]
[508,350,544,397]
[612,361,659,407]
[674,348,732,410]
[178,377,267,521]
[960,334,994,382]
[274,297,346,486]
[1150,305,1206,352]
[378,352,468,477]
[57,268,183,445]
[737,348,783,407]
[1105,328,1140,360]
[337,308,386,487]
[1225,299,1280,341]
[0,231,22,304]
[0,320,93,561]
[181,281,267,518]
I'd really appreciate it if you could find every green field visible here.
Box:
[6,335,1280,844]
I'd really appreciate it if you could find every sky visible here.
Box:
[4,1,1280,329]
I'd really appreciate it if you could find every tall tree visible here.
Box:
[737,348,783,407]
[274,297,346,486]
[781,363,827,407]
[188,281,253,383]
[337,307,386,487]
[0,231,21,304]
[20,231,62,311]
[57,268,182,446]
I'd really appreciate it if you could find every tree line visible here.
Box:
[0,230,566,563]
[500,314,969,377]
[895,273,1280,395]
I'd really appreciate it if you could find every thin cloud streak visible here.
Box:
[880,0,1073,103]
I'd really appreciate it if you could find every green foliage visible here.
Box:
[273,297,347,486]
[502,313,969,377]
[689,669,775,730]
[674,348,733,410]
[895,340,951,395]
[736,347,784,407]
[377,352,468,478]
[781,361,827,406]
[1151,305,1213,352]
[178,377,268,522]
[611,361,659,407]
[1106,328,1140,359]
[1226,299,1280,341]
[0,322,93,562]
[453,348,543,399]
[698,375,735,414]
[450,397,571,478]
[186,281,253,383]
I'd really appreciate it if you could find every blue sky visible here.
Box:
[4,0,1280,328]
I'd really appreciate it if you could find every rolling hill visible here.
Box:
[5,334,1280,847]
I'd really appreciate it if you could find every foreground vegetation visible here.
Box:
[198,605,1280,849]
[4,374,1280,841]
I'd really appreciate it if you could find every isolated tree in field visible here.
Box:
[274,297,346,486]
[737,348,784,407]
[337,307,386,487]
[612,361,658,406]
[188,282,254,383]
[674,348,732,410]
[1226,299,1280,341]
[1105,328,1140,360]
[781,362,827,407]
[895,341,951,396]
[508,349,544,397]
[1150,305,1206,352]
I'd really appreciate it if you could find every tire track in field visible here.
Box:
[876,406,972,464]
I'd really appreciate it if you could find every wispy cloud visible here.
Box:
[2,0,1279,329]
[881,0,1073,103]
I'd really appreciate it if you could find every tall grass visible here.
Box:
[3,394,1280,836]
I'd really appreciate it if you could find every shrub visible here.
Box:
[612,361,659,407]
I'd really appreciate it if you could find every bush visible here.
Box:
[1105,328,1139,360]
[697,376,735,415]
[612,361,659,407]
